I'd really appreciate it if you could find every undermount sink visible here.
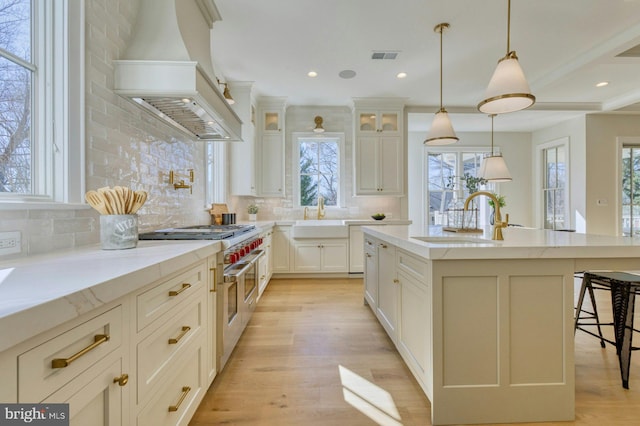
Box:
[292,220,348,238]
[412,236,497,245]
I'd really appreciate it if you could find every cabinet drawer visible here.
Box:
[397,249,429,282]
[18,305,123,403]
[137,262,206,332]
[137,295,204,403]
[137,343,204,426]
[364,237,377,254]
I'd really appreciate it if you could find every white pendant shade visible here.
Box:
[478,54,535,114]
[424,110,458,145]
[480,154,512,182]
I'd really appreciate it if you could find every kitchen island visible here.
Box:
[362,225,640,425]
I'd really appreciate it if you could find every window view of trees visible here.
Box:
[0,0,32,194]
[299,138,339,206]
[622,146,640,236]
[543,145,566,230]
[427,151,487,226]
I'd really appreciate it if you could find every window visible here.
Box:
[542,143,568,230]
[621,145,640,236]
[294,134,343,207]
[0,0,83,204]
[426,149,492,226]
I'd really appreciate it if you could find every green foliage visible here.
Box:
[487,193,506,208]
[300,156,317,206]
[247,204,259,214]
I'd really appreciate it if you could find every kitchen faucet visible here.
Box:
[317,195,325,219]
[463,191,508,240]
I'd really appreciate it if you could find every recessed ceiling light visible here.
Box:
[596,81,609,87]
[307,71,318,77]
[397,72,407,79]
[181,98,191,103]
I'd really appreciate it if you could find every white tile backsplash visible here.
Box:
[0,0,210,258]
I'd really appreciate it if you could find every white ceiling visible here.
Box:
[210,0,640,132]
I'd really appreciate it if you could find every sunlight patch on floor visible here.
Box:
[339,365,403,426]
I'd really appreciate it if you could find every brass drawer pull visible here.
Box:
[113,373,129,387]
[168,386,191,412]
[169,283,191,297]
[168,326,191,344]
[380,244,388,249]
[393,279,400,284]
[210,268,217,292]
[51,334,110,368]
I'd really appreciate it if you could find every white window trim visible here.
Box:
[292,132,345,208]
[536,137,570,230]
[423,146,495,232]
[206,141,226,207]
[0,0,85,209]
[617,137,640,236]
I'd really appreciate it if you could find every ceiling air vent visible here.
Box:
[371,51,399,60]
[616,44,640,58]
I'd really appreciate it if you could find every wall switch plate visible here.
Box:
[596,199,608,206]
[0,231,21,256]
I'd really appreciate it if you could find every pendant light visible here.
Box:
[479,114,512,182]
[424,23,458,145]
[477,0,535,114]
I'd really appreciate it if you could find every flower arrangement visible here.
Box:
[487,193,506,209]
[446,173,488,194]
[247,204,259,214]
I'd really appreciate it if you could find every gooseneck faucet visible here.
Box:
[463,191,508,240]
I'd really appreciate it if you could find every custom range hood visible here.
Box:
[114,0,242,141]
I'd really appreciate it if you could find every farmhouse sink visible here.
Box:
[412,236,497,245]
[292,220,348,238]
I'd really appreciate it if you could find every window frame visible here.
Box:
[424,146,494,229]
[0,0,85,208]
[538,137,570,230]
[292,132,345,208]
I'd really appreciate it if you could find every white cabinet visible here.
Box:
[17,305,129,426]
[363,236,377,309]
[356,110,400,134]
[257,228,273,300]
[375,240,398,341]
[396,249,431,394]
[355,136,403,195]
[293,239,348,273]
[272,225,292,272]
[44,355,128,426]
[353,100,404,196]
[349,224,390,273]
[229,82,257,196]
[257,98,286,197]
[206,254,222,385]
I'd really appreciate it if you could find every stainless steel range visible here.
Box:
[139,224,264,370]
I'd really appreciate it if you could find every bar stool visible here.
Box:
[574,272,608,348]
[575,271,640,389]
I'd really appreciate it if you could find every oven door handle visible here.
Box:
[248,249,265,265]
[223,262,253,282]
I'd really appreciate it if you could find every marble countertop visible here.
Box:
[362,225,640,260]
[0,240,222,352]
[248,219,411,226]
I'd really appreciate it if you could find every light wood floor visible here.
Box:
[190,278,640,426]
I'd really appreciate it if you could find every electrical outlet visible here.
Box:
[0,231,21,256]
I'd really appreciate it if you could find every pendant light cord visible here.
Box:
[490,114,495,155]
[506,0,511,54]
[439,25,443,110]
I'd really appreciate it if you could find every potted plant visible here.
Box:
[487,193,506,225]
[247,204,259,221]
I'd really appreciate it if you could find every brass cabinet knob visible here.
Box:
[113,373,129,387]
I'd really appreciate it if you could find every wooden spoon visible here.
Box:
[85,190,109,215]
[130,190,148,214]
